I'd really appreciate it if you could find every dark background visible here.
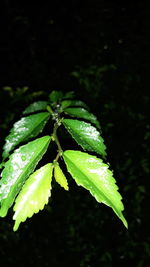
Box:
[0,1,149,266]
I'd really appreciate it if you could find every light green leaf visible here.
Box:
[61,100,88,110]
[54,162,69,191]
[63,119,106,157]
[0,136,51,217]
[64,107,101,129]
[13,163,53,231]
[63,150,127,228]
[2,112,50,159]
[23,101,48,114]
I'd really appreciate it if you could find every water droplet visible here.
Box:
[21,155,26,161]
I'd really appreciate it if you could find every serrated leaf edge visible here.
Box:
[63,150,128,228]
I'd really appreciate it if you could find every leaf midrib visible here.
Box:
[7,139,50,199]
[0,137,50,215]
[64,155,122,218]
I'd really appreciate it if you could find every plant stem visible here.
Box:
[52,121,63,154]
[54,151,61,163]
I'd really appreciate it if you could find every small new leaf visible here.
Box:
[61,100,88,110]
[63,91,75,99]
[63,150,127,228]
[23,101,48,114]
[13,163,53,231]
[54,162,69,191]
[49,90,63,103]
[2,112,50,159]
[0,136,51,217]
[64,107,101,129]
[63,119,106,157]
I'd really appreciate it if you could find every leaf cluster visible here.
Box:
[0,90,127,231]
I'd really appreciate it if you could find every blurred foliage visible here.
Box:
[71,64,116,98]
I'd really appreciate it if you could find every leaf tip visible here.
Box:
[0,205,8,218]
[64,184,69,191]
[13,220,20,231]
[122,216,128,229]
[54,162,69,191]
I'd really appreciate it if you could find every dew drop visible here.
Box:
[21,155,26,161]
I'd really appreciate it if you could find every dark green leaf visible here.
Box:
[63,150,127,228]
[49,90,63,103]
[23,101,48,114]
[64,107,101,129]
[61,100,88,110]
[61,100,73,109]
[0,136,51,217]
[2,112,50,159]
[63,119,106,157]
[13,163,53,231]
[63,91,75,99]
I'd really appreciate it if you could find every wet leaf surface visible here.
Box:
[0,136,51,217]
[63,119,106,157]
[63,150,127,228]
[13,163,53,231]
[64,107,100,129]
[2,112,50,159]
[23,101,48,114]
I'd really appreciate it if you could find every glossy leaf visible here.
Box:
[0,136,51,217]
[54,162,69,191]
[23,101,48,114]
[63,150,127,228]
[63,119,106,157]
[2,112,50,159]
[61,100,88,110]
[13,163,53,231]
[64,107,101,129]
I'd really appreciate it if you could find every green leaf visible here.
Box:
[23,101,48,114]
[63,91,75,99]
[0,136,51,217]
[54,162,69,191]
[49,90,63,103]
[61,100,73,109]
[63,119,106,157]
[2,112,50,159]
[61,100,88,110]
[63,150,127,228]
[13,163,53,231]
[64,107,101,129]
